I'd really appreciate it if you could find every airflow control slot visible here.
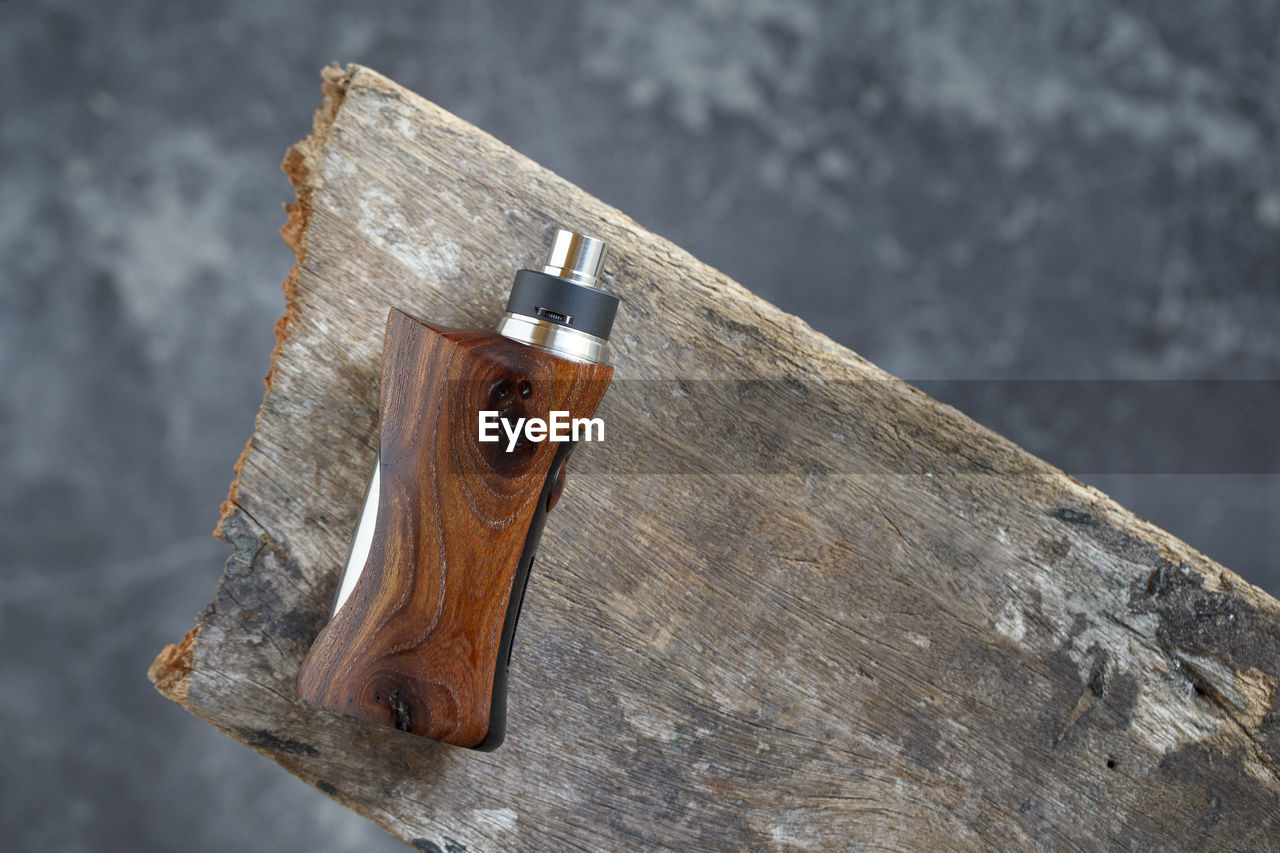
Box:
[534,306,573,325]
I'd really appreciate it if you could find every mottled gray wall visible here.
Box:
[2,1,1277,850]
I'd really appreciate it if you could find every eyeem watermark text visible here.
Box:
[479,411,604,452]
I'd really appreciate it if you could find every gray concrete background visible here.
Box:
[2,1,1277,850]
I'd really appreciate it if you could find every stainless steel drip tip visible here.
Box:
[542,230,608,288]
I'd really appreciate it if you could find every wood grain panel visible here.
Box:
[297,308,612,746]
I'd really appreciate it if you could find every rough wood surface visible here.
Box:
[149,64,1280,851]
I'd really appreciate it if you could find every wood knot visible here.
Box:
[389,688,413,732]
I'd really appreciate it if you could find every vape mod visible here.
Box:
[297,229,619,750]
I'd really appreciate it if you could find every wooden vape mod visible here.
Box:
[297,230,619,750]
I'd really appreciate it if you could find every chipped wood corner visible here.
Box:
[148,625,198,706]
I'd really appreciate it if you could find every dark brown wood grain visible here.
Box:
[296,308,612,746]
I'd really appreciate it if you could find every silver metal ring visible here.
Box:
[496,312,611,365]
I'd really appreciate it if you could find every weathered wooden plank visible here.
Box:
[149,64,1280,851]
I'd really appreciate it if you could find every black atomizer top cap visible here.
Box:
[497,229,621,364]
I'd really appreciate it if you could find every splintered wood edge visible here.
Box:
[216,62,354,542]
[148,64,356,706]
